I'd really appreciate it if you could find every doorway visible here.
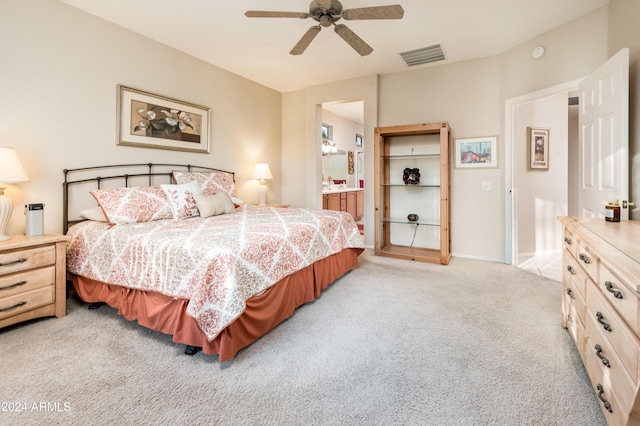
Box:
[505,80,580,281]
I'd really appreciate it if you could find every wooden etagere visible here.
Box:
[373,122,451,264]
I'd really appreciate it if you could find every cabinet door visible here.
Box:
[356,191,364,220]
[346,191,357,219]
[326,193,341,211]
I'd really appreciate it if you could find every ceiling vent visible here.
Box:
[400,44,446,66]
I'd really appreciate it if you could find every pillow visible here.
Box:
[79,206,107,222]
[194,193,236,218]
[160,181,202,220]
[90,186,173,225]
[172,171,237,198]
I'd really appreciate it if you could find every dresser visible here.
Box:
[559,217,640,425]
[0,234,68,329]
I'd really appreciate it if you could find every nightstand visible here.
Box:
[0,234,69,329]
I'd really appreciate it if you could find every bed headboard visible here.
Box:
[62,163,234,233]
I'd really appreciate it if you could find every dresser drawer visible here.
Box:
[587,286,640,385]
[563,225,578,258]
[563,248,587,301]
[564,290,586,359]
[598,264,640,336]
[586,321,635,411]
[0,246,55,276]
[0,266,55,299]
[576,241,599,282]
[0,285,54,321]
[584,341,629,426]
[563,275,586,327]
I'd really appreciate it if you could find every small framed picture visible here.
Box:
[528,127,549,170]
[454,136,498,169]
[355,134,363,148]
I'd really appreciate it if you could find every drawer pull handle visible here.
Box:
[0,258,27,267]
[596,384,613,413]
[0,301,27,312]
[578,253,590,264]
[0,280,27,291]
[604,281,623,299]
[564,237,572,245]
[566,265,576,275]
[595,344,611,368]
[566,288,575,299]
[566,313,575,326]
[596,312,612,332]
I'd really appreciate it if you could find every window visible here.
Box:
[322,124,333,141]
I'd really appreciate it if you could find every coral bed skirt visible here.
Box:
[72,248,362,362]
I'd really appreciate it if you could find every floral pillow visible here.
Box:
[160,181,202,220]
[90,186,173,226]
[172,171,237,198]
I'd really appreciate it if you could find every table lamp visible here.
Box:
[252,163,273,206]
[0,147,30,241]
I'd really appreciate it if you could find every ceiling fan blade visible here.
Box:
[342,5,404,20]
[334,24,373,56]
[245,11,310,19]
[290,26,322,55]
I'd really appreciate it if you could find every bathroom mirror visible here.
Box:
[322,150,347,181]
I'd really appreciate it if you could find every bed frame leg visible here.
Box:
[88,302,106,310]
[184,345,202,356]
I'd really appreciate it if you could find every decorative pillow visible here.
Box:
[172,171,237,198]
[160,181,202,220]
[79,206,107,222]
[194,193,236,218]
[90,186,172,225]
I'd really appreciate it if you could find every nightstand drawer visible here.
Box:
[0,285,54,321]
[0,266,55,299]
[0,245,55,275]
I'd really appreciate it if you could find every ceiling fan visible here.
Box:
[245,0,404,56]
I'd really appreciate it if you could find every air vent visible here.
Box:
[400,44,446,66]
[568,97,579,105]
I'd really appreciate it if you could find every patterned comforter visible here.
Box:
[66,206,364,340]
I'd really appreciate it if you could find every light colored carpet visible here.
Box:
[1,250,605,425]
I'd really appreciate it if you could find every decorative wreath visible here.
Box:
[402,168,420,185]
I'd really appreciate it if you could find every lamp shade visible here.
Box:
[0,147,30,183]
[252,163,273,181]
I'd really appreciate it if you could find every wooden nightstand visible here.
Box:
[0,234,69,329]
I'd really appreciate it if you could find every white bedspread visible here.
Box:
[66,206,363,340]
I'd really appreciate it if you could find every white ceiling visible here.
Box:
[60,0,609,94]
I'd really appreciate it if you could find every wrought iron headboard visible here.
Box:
[62,163,235,233]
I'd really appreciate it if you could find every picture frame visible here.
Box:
[454,136,498,169]
[348,150,354,174]
[355,134,363,148]
[528,127,549,170]
[117,85,210,153]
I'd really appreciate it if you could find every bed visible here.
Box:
[63,163,364,362]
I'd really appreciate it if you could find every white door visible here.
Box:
[579,48,629,219]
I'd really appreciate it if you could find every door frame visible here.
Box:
[504,79,581,265]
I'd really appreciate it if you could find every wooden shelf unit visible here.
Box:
[374,122,451,264]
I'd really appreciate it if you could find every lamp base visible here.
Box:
[0,193,13,241]
[257,182,268,206]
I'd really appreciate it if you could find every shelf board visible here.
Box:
[382,154,440,159]
[380,184,440,188]
[382,218,440,227]
[377,244,448,265]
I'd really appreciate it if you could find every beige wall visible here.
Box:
[0,0,282,236]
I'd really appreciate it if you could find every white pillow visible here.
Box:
[79,206,107,222]
[160,181,202,220]
[194,193,236,218]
